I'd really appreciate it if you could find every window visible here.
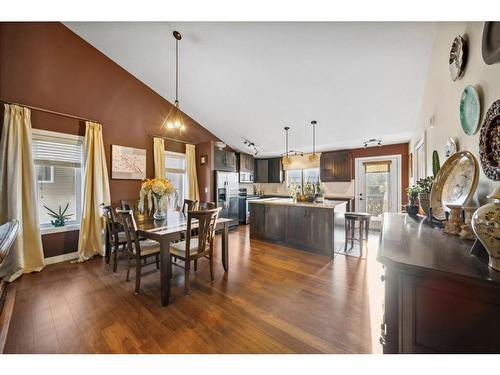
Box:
[37,166,54,183]
[32,129,84,229]
[165,151,188,211]
[286,168,320,188]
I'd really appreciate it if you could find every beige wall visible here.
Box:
[410,22,498,206]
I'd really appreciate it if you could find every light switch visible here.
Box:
[204,187,208,193]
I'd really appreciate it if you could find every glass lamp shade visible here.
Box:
[282,155,291,167]
[162,101,185,130]
[308,153,319,163]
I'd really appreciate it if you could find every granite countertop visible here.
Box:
[248,198,347,209]
[257,194,354,200]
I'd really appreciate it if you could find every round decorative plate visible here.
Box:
[482,22,500,65]
[479,99,500,181]
[449,35,467,81]
[445,137,459,158]
[460,85,481,135]
[430,151,479,220]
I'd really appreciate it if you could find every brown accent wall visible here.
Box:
[0,22,219,258]
[349,142,409,207]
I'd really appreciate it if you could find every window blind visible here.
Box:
[32,134,83,168]
[363,160,391,173]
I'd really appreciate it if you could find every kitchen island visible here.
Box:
[249,198,347,255]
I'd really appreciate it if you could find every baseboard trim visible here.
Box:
[44,251,79,265]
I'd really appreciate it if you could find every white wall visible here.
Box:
[410,22,499,206]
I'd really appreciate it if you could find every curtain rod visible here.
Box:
[0,99,102,124]
[149,134,192,145]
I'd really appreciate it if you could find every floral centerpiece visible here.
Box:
[138,177,175,219]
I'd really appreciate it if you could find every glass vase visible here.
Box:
[153,195,167,220]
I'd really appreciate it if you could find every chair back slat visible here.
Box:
[116,209,140,255]
[121,200,137,211]
[181,199,198,214]
[100,204,122,241]
[199,201,216,210]
[185,208,220,257]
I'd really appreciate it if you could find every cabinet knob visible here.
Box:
[379,336,386,346]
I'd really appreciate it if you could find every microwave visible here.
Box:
[239,172,254,183]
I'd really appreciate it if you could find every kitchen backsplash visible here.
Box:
[240,181,355,198]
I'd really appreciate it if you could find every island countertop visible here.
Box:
[248,197,347,210]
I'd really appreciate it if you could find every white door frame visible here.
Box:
[354,154,402,213]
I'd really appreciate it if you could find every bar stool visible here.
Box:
[344,212,371,257]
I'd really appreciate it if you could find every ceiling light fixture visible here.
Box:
[243,139,260,156]
[308,120,319,162]
[282,127,292,167]
[161,31,185,130]
[362,138,383,148]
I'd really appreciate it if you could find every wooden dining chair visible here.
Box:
[169,207,221,295]
[199,201,216,210]
[181,199,198,214]
[121,200,137,211]
[101,204,128,272]
[116,209,161,294]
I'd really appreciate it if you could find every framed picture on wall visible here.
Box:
[111,145,146,180]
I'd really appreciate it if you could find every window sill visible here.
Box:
[40,224,80,235]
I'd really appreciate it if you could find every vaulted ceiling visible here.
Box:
[65,22,436,156]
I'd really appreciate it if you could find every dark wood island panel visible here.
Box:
[377,213,500,354]
[249,199,346,255]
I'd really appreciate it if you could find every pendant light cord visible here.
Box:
[175,37,179,103]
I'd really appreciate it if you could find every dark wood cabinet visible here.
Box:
[214,148,236,172]
[239,153,254,173]
[250,202,336,255]
[254,158,283,183]
[254,159,268,183]
[320,150,352,182]
[267,158,283,183]
[378,214,500,354]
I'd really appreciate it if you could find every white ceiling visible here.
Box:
[65,22,437,157]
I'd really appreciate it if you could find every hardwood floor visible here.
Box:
[4,225,384,354]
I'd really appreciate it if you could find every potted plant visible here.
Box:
[416,176,434,215]
[406,185,420,216]
[43,203,73,227]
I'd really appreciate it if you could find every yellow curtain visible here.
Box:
[77,122,111,261]
[0,104,45,281]
[185,144,200,201]
[153,137,165,179]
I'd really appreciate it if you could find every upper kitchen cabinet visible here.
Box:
[267,158,283,183]
[214,148,237,172]
[320,150,352,182]
[254,158,283,183]
[239,153,254,173]
[254,159,269,183]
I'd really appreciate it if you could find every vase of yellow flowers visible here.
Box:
[138,178,175,220]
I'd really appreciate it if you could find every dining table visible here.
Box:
[108,211,232,306]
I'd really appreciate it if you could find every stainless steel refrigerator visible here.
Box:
[215,171,239,228]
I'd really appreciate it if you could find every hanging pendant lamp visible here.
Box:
[282,126,292,167]
[308,120,319,162]
[162,31,185,130]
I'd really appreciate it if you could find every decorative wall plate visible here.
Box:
[479,99,500,181]
[449,35,467,81]
[482,22,500,65]
[445,137,459,158]
[460,85,481,135]
[430,151,479,220]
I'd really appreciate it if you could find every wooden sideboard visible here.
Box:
[377,213,500,353]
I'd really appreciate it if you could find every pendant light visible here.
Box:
[282,126,291,167]
[308,120,319,162]
[162,30,185,130]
